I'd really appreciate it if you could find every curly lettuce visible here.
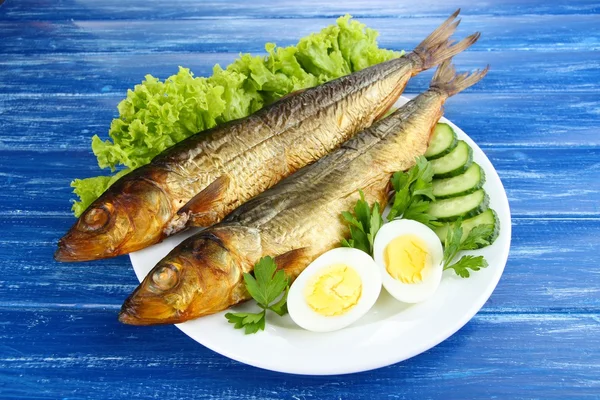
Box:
[71,15,402,216]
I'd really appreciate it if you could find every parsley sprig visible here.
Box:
[340,190,383,255]
[387,156,440,229]
[339,156,493,279]
[442,219,494,278]
[340,158,439,255]
[225,256,289,334]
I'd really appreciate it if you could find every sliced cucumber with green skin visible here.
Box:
[430,140,473,178]
[424,123,458,160]
[432,163,485,199]
[428,189,488,222]
[434,209,500,248]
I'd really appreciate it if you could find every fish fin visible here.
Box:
[411,9,481,72]
[431,60,489,97]
[178,175,230,227]
[274,247,313,281]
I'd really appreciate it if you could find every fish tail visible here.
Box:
[430,60,489,96]
[411,9,481,71]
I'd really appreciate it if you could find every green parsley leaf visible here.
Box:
[442,219,463,269]
[354,191,372,229]
[405,198,431,216]
[403,198,434,227]
[340,237,353,248]
[341,211,370,250]
[342,225,370,254]
[388,156,438,227]
[460,224,494,250]
[226,256,290,334]
[444,255,488,278]
[244,312,266,334]
[367,202,383,252]
[225,312,246,329]
[340,190,383,255]
[225,311,266,334]
[268,288,289,316]
[242,274,264,306]
[412,178,435,201]
[442,220,491,278]
[415,156,434,183]
[391,170,409,192]
[341,211,360,228]
[387,182,410,220]
[243,256,289,307]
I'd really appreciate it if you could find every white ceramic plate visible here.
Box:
[130,96,511,375]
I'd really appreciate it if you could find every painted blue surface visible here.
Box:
[1,0,599,398]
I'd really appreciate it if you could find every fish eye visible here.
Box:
[151,264,179,291]
[80,205,111,232]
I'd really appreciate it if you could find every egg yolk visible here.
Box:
[304,264,362,316]
[384,235,431,284]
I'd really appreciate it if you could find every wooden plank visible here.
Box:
[0,148,599,217]
[1,15,599,54]
[1,91,599,151]
[1,50,598,95]
[2,0,599,21]
[0,308,598,399]
[1,1,598,397]
[0,216,598,311]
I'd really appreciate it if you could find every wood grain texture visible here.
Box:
[3,0,599,20]
[1,0,599,397]
[3,50,599,95]
[2,15,600,54]
[0,308,598,399]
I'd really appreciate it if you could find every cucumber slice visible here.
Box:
[424,123,458,160]
[432,163,485,199]
[428,189,488,222]
[430,141,473,178]
[434,209,500,249]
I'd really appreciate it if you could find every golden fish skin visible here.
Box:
[119,60,489,326]
[56,10,472,262]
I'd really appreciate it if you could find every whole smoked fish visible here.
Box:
[119,60,489,325]
[56,10,473,262]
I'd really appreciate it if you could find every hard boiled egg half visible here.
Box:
[287,247,382,332]
[373,220,444,303]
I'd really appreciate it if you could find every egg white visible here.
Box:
[373,220,444,304]
[287,247,382,333]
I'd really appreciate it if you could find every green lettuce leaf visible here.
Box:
[70,15,403,216]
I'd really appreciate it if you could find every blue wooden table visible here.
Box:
[1,0,599,398]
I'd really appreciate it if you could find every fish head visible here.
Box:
[118,229,250,325]
[55,178,172,262]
